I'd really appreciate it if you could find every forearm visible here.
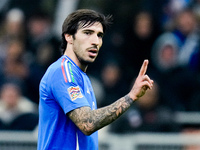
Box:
[92,94,134,131]
[68,94,134,135]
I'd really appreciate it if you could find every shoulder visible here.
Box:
[42,57,78,81]
[60,57,84,85]
[41,56,84,90]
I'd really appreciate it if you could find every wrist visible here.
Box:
[125,94,135,103]
[127,93,138,102]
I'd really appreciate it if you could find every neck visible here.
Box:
[64,49,88,72]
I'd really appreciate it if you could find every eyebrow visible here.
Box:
[82,29,104,36]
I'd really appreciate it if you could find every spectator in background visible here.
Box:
[3,39,29,82]
[151,8,200,73]
[0,38,31,101]
[134,81,176,132]
[26,10,60,63]
[26,43,59,104]
[0,8,25,69]
[25,10,61,103]
[151,8,200,111]
[174,8,200,70]
[110,81,176,133]
[0,81,38,130]
[161,0,192,30]
[98,61,128,108]
[151,32,179,73]
[122,11,160,83]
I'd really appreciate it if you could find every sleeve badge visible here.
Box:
[67,86,83,101]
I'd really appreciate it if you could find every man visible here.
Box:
[37,9,153,150]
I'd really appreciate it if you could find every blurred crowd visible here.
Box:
[0,0,200,135]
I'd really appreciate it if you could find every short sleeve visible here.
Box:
[50,65,90,114]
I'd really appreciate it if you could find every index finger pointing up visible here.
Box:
[138,59,149,76]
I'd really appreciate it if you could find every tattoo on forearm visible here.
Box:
[68,95,133,135]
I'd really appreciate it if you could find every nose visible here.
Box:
[91,34,101,46]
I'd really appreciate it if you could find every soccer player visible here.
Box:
[37,9,153,150]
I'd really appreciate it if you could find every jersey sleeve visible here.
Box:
[50,59,90,114]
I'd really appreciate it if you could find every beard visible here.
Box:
[75,53,95,66]
[73,44,99,67]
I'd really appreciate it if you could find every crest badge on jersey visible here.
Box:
[68,86,83,101]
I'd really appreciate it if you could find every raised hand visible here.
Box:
[129,59,154,101]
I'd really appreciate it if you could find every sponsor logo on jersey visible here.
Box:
[68,86,83,101]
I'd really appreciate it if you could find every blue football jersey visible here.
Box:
[37,55,98,150]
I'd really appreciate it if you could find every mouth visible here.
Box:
[88,48,98,58]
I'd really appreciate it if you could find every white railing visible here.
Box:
[99,132,200,150]
[0,130,199,150]
[0,131,37,150]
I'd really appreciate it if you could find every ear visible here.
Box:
[64,34,73,44]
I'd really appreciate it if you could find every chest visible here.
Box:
[82,75,97,110]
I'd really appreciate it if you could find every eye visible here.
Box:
[98,33,104,38]
[84,31,92,35]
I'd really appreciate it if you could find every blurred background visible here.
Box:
[0,0,200,149]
